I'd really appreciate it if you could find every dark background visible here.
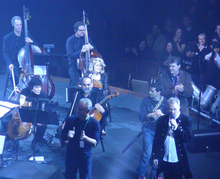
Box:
[0,0,219,84]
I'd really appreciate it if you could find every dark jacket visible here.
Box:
[152,113,193,178]
[160,69,193,106]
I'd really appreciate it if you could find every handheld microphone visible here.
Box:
[170,115,175,130]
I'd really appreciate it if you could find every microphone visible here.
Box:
[170,115,175,130]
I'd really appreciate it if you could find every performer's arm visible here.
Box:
[81,130,97,147]
[66,38,81,62]
[3,36,13,70]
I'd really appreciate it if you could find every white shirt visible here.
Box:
[163,112,180,163]
[205,52,220,68]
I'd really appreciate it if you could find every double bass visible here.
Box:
[18,6,55,99]
[77,11,102,77]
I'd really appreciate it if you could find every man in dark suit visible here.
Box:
[3,16,37,84]
[152,97,193,179]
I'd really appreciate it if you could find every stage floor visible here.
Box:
[0,74,220,179]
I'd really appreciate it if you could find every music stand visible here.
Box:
[0,98,19,165]
[19,98,58,161]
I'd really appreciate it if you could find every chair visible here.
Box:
[129,61,160,93]
[114,57,139,89]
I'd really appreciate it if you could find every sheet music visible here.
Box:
[0,135,5,155]
[0,107,11,118]
[0,101,19,108]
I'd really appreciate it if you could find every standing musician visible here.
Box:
[66,21,96,86]
[20,77,48,152]
[137,81,169,179]
[92,57,110,96]
[61,98,100,179]
[68,76,108,134]
[3,16,37,85]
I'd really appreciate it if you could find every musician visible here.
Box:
[92,57,110,96]
[20,77,48,152]
[137,82,169,179]
[69,76,108,134]
[3,16,37,84]
[66,21,96,86]
[152,97,193,179]
[61,98,100,179]
[159,56,193,116]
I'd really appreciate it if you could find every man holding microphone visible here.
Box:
[152,97,193,179]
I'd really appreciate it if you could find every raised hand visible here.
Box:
[68,127,75,138]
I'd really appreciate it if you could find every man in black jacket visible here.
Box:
[3,16,37,84]
[152,97,193,179]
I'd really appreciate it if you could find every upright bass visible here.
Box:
[77,11,102,77]
[17,6,55,99]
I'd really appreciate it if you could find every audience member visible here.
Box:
[162,18,177,42]
[173,28,187,57]
[204,42,220,89]
[160,56,193,115]
[125,41,148,63]
[159,42,177,71]
[182,46,200,86]
[146,24,167,62]
[212,23,220,44]
[182,15,198,46]
[196,33,211,77]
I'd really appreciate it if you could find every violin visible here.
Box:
[89,90,119,121]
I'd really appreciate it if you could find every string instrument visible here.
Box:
[17,6,55,99]
[77,11,102,76]
[7,92,33,140]
[89,90,119,121]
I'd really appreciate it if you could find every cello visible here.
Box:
[17,6,55,99]
[7,68,33,140]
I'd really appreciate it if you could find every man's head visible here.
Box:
[28,77,42,95]
[149,82,162,99]
[183,16,192,28]
[168,97,180,118]
[77,98,92,120]
[168,56,181,76]
[152,24,161,35]
[215,23,220,35]
[74,21,85,38]
[81,77,93,94]
[11,16,22,34]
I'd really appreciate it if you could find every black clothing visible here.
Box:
[152,113,193,178]
[66,34,95,86]
[196,44,211,75]
[20,88,48,145]
[95,73,110,96]
[3,31,37,84]
[69,89,108,129]
[61,115,100,179]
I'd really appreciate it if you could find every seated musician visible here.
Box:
[92,57,110,96]
[68,76,108,135]
[20,77,48,152]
